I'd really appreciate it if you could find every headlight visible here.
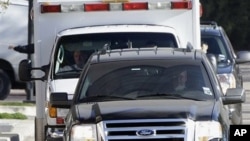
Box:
[217,73,236,94]
[70,124,97,141]
[195,121,222,141]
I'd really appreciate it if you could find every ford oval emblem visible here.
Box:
[136,129,155,136]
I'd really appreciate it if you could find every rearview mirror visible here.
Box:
[236,51,250,64]
[18,59,50,81]
[50,92,72,108]
[19,59,32,81]
[222,88,245,105]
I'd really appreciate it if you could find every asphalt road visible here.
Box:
[1,89,35,141]
[5,89,35,102]
[5,89,26,101]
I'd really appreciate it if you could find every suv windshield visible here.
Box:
[77,60,214,102]
[53,32,178,78]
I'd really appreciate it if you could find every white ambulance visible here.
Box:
[18,0,202,140]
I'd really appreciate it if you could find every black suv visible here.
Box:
[201,21,250,124]
[51,48,245,141]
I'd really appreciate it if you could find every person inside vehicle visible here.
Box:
[201,42,208,53]
[173,70,188,91]
[60,50,88,71]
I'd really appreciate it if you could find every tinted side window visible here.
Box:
[201,35,231,62]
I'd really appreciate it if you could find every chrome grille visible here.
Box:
[98,119,192,141]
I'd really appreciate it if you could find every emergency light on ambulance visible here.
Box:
[40,0,192,13]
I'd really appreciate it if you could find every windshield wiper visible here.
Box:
[137,93,203,101]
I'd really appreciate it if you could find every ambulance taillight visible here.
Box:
[40,0,193,13]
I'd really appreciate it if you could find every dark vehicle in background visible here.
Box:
[51,48,245,141]
[201,21,250,124]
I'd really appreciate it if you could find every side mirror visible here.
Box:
[19,59,32,81]
[18,59,50,81]
[217,54,226,62]
[236,51,250,64]
[222,88,245,105]
[50,92,72,108]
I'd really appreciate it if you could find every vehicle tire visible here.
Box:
[0,69,11,100]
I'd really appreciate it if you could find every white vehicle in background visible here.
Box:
[18,0,201,140]
[0,0,28,100]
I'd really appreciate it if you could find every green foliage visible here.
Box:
[0,102,35,106]
[0,102,34,119]
[0,0,9,12]
[0,112,27,119]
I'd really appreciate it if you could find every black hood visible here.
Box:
[72,100,217,122]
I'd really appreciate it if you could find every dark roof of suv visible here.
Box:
[200,21,222,36]
[89,48,205,63]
